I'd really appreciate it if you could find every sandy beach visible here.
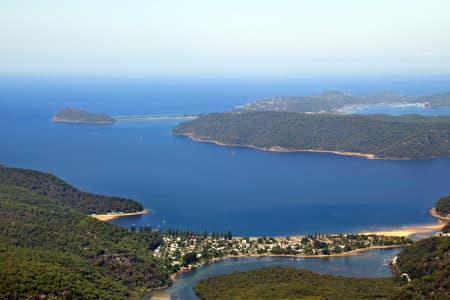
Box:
[167,205,450,279]
[152,204,449,299]
[90,208,149,221]
[149,296,170,300]
[360,222,444,237]
[361,207,448,237]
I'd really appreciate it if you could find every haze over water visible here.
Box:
[1,76,450,236]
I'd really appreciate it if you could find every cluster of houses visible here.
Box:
[153,233,411,272]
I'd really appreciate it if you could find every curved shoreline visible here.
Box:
[360,221,444,237]
[175,133,414,160]
[90,208,150,221]
[169,245,404,280]
[360,207,448,237]
[154,204,449,298]
[429,207,450,222]
[167,207,450,281]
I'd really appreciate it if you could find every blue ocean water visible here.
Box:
[151,248,401,300]
[1,76,450,236]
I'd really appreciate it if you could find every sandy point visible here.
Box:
[148,295,170,300]
[90,208,150,221]
[360,223,444,237]
[361,208,448,237]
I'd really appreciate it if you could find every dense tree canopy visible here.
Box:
[53,108,116,124]
[174,112,450,159]
[395,237,450,299]
[0,165,143,214]
[0,183,169,299]
[435,195,450,217]
[195,267,399,299]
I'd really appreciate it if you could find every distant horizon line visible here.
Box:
[1,71,450,82]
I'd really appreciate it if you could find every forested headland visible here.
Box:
[0,181,169,299]
[174,112,450,159]
[435,195,450,218]
[0,165,143,214]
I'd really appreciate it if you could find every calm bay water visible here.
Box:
[2,76,449,299]
[1,76,450,236]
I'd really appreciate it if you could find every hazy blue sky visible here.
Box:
[1,0,449,77]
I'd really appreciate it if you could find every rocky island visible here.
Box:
[52,108,116,124]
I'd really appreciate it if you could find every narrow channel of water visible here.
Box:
[151,248,401,300]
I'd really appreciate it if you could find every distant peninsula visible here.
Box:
[174,112,450,160]
[52,108,116,124]
[234,90,450,113]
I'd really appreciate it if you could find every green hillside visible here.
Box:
[194,267,398,300]
[0,165,143,214]
[394,237,450,299]
[174,112,450,159]
[435,195,450,217]
[53,108,116,124]
[0,183,169,299]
